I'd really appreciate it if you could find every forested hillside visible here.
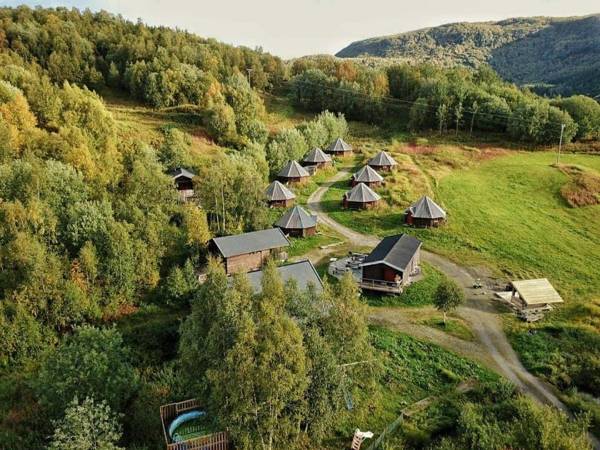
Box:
[335,15,600,96]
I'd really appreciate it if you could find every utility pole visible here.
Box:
[557,123,565,165]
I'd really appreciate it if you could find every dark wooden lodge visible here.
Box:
[405,196,446,227]
[343,182,381,209]
[265,180,296,207]
[209,228,289,275]
[351,165,384,187]
[360,234,422,293]
[275,205,318,237]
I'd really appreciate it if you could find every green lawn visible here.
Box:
[323,152,600,303]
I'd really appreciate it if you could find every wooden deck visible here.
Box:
[359,278,403,294]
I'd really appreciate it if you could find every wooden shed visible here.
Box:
[302,147,333,169]
[367,151,397,172]
[265,180,296,207]
[169,167,196,202]
[325,137,353,157]
[343,182,381,209]
[277,160,310,184]
[209,228,289,275]
[360,234,422,293]
[405,196,447,227]
[275,205,318,237]
[510,279,564,311]
[352,165,384,187]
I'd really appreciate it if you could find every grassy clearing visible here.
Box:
[336,326,498,448]
[421,316,476,341]
[286,223,344,258]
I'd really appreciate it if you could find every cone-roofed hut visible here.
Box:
[302,147,332,168]
[265,180,296,207]
[352,165,384,187]
[368,151,397,171]
[275,205,318,237]
[405,196,446,227]
[325,137,353,156]
[277,160,310,184]
[343,182,381,209]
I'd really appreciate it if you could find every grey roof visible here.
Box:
[211,228,289,258]
[368,151,397,167]
[303,147,332,164]
[243,260,324,294]
[406,196,446,219]
[278,160,310,179]
[325,137,353,153]
[361,234,422,272]
[265,180,296,202]
[275,206,317,230]
[170,167,196,179]
[353,165,384,183]
[344,182,381,203]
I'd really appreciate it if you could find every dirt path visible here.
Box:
[306,170,577,414]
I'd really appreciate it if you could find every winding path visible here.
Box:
[307,169,600,448]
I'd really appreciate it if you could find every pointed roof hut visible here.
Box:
[277,160,310,183]
[343,183,381,209]
[368,151,397,171]
[265,180,296,207]
[325,137,353,156]
[352,165,384,187]
[275,205,318,237]
[405,196,447,227]
[303,147,332,167]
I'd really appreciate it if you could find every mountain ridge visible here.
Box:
[336,15,600,96]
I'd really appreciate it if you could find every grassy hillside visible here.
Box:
[336,15,600,96]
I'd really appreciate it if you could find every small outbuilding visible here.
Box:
[325,137,353,157]
[275,205,318,237]
[405,196,447,227]
[360,234,422,293]
[244,260,324,294]
[303,147,333,168]
[277,160,310,184]
[170,167,196,202]
[209,228,289,275]
[368,151,397,172]
[265,180,296,207]
[343,183,381,209]
[510,278,564,315]
[352,165,384,187]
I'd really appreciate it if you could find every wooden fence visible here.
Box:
[160,399,230,450]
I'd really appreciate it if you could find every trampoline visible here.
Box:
[168,410,211,443]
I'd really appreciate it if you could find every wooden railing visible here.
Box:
[166,431,229,450]
[359,278,403,293]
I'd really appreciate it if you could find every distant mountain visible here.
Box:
[336,15,600,96]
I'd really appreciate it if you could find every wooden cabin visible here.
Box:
[351,165,383,188]
[325,137,353,157]
[302,147,333,169]
[360,234,422,293]
[275,205,318,237]
[508,279,564,321]
[343,183,381,209]
[209,228,289,275]
[265,180,296,207]
[405,196,446,227]
[367,151,397,172]
[170,167,196,202]
[277,160,310,184]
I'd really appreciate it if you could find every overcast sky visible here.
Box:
[3,0,599,58]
